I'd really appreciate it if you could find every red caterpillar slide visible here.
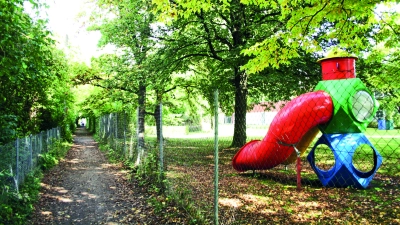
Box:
[232,91,333,172]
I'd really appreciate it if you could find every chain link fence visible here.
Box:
[94,97,400,224]
[93,59,399,224]
[0,127,61,192]
[91,104,222,223]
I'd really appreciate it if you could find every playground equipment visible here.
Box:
[232,56,383,188]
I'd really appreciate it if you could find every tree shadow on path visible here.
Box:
[29,127,182,225]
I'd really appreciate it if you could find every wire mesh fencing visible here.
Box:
[219,57,400,224]
[95,103,220,223]
[0,127,61,192]
[94,112,148,163]
[95,59,399,224]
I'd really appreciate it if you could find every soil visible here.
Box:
[29,128,185,225]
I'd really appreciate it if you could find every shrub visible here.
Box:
[0,170,42,225]
[38,153,58,171]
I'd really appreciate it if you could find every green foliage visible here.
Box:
[135,150,164,187]
[0,0,75,219]
[357,47,400,123]
[0,0,51,135]
[38,153,58,171]
[153,0,399,74]
[86,116,98,134]
[393,113,400,128]
[0,170,42,225]
[0,139,70,225]
[38,140,70,171]
[0,0,76,144]
[0,115,18,144]
[98,143,109,153]
[88,0,399,147]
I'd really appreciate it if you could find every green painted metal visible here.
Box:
[314,78,378,133]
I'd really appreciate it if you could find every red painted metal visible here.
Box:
[319,57,357,80]
[232,91,333,171]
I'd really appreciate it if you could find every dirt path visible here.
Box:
[30,128,180,225]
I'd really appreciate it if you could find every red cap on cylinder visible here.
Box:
[318,57,357,80]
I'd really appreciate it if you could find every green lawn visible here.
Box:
[160,132,400,224]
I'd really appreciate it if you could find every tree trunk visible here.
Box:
[231,68,248,147]
[136,80,146,166]
[154,103,162,142]
[137,81,146,149]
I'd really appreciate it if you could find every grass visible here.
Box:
[364,127,400,136]
[160,129,400,224]
[100,125,400,224]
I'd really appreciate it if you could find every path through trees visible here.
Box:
[29,128,183,224]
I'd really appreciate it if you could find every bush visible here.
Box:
[0,170,42,225]
[186,125,202,133]
[0,140,70,225]
[135,149,164,187]
[393,113,400,128]
[38,153,58,171]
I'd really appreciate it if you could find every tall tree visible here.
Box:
[154,0,322,146]
[0,0,75,143]
[153,0,400,73]
[90,0,156,152]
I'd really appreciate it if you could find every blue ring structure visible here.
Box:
[307,133,383,189]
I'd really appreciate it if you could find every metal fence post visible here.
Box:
[100,116,103,139]
[29,135,33,171]
[39,132,42,154]
[124,112,127,158]
[34,134,37,168]
[115,113,118,151]
[15,139,19,190]
[41,131,44,153]
[104,115,106,140]
[136,107,139,152]
[109,114,111,145]
[48,129,51,148]
[99,117,101,137]
[214,89,219,225]
[46,130,49,152]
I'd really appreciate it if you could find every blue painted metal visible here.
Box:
[307,133,383,189]
[378,119,386,130]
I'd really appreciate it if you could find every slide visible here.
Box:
[282,126,320,165]
[232,91,333,172]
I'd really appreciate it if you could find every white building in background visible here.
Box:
[224,101,287,125]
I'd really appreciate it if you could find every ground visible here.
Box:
[27,128,400,224]
[29,128,186,225]
[163,138,400,224]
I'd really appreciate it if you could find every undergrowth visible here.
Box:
[96,138,206,224]
[0,170,42,225]
[134,150,207,224]
[0,140,71,225]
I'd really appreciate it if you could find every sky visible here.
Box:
[41,0,105,64]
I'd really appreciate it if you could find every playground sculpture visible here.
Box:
[232,55,383,188]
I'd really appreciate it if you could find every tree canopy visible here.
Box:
[152,0,400,73]
[79,0,400,147]
[0,0,76,143]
